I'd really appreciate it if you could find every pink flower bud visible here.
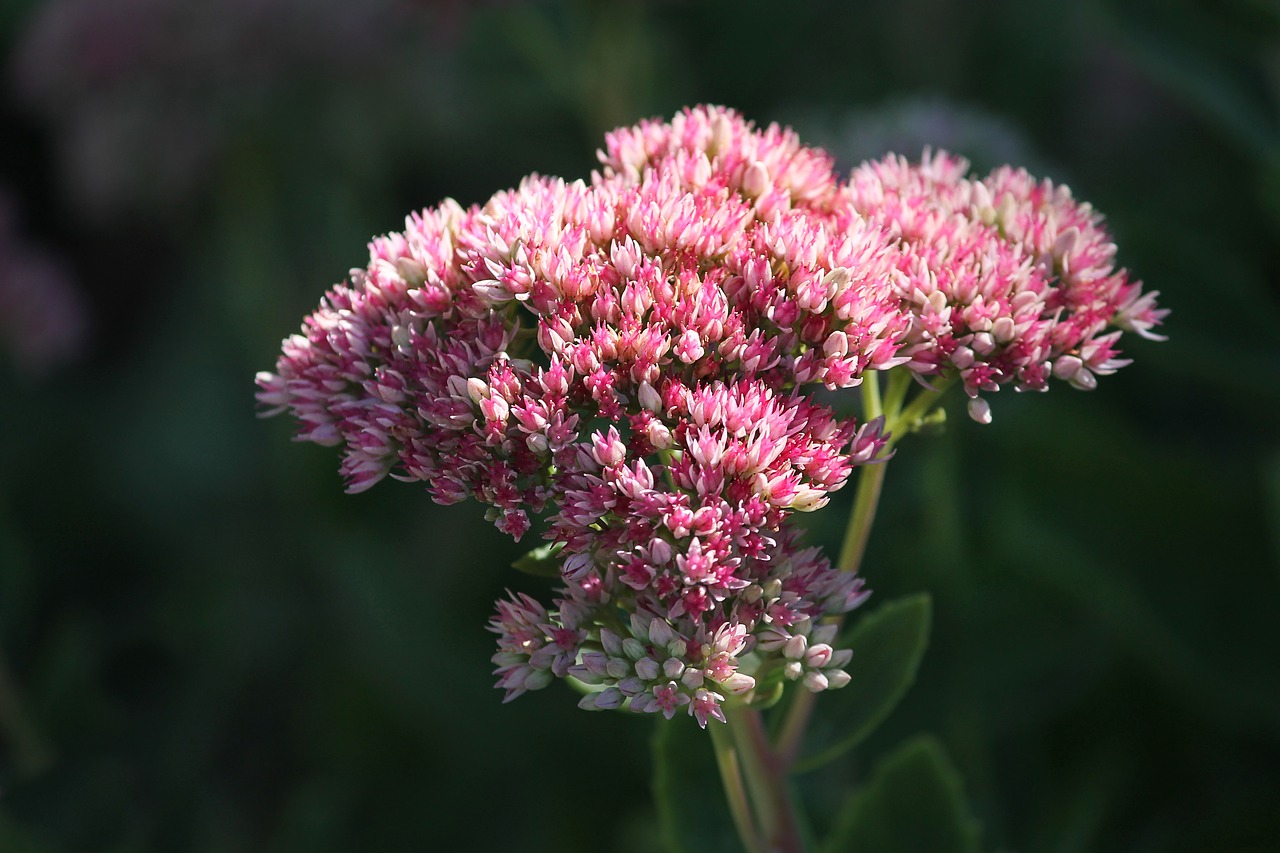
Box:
[805,643,834,669]
[783,633,809,661]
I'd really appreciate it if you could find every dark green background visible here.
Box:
[1,0,1277,850]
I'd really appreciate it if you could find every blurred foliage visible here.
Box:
[0,0,1277,851]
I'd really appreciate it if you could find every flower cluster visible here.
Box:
[258,105,1163,725]
[846,150,1167,422]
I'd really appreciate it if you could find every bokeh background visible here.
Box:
[1,0,1277,851]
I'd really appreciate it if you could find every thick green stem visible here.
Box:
[727,706,804,853]
[774,371,953,766]
[710,717,765,853]
[775,375,890,762]
[834,457,889,576]
[714,370,956,847]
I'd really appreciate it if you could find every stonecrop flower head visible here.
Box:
[258,105,1163,726]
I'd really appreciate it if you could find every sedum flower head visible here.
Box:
[846,149,1166,419]
[258,105,1162,725]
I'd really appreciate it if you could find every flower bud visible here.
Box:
[600,629,622,656]
[790,488,828,512]
[622,637,647,661]
[967,397,992,425]
[466,377,489,404]
[722,672,756,695]
[803,671,829,692]
[826,669,852,690]
[810,624,838,646]
[648,618,675,647]
[618,677,646,696]
[638,381,662,412]
[524,669,554,692]
[635,658,660,681]
[805,643,834,669]
[743,161,770,198]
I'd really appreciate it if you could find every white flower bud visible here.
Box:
[648,618,675,648]
[635,658,660,681]
[967,397,992,425]
[743,161,770,198]
[471,279,511,303]
[823,330,850,359]
[638,381,661,412]
[593,687,625,710]
[600,629,622,656]
[803,671,830,692]
[466,377,489,404]
[647,420,673,450]
[810,624,838,646]
[992,316,1017,344]
[790,488,828,512]
[618,677,646,696]
[826,670,852,690]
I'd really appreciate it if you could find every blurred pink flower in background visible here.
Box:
[0,190,89,377]
[6,0,466,218]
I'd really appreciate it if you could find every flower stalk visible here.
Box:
[714,371,955,851]
[710,718,765,853]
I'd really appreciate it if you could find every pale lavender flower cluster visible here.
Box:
[0,191,88,377]
[258,106,1163,725]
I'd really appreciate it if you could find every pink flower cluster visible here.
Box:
[258,105,1163,725]
[847,150,1166,422]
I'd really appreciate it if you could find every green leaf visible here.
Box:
[511,542,564,577]
[820,735,980,853]
[794,594,931,773]
[652,718,740,853]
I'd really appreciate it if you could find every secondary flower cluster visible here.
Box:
[257,105,1163,725]
[847,150,1166,422]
